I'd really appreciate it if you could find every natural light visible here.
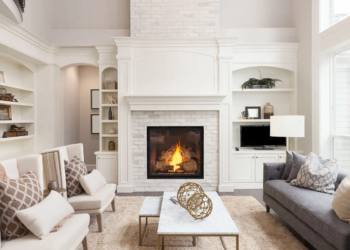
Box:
[334,0,350,24]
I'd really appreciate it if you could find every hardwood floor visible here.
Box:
[116,189,313,249]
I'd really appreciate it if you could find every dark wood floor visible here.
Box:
[116,189,313,249]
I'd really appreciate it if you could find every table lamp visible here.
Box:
[270,115,305,151]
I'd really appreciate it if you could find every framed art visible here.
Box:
[91,89,99,109]
[0,71,4,83]
[0,105,11,120]
[91,114,100,134]
[245,106,261,119]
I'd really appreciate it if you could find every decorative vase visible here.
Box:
[0,87,6,95]
[260,85,268,89]
[108,107,113,120]
[251,85,260,89]
[48,180,58,191]
[108,139,115,150]
[264,102,274,119]
[108,128,116,134]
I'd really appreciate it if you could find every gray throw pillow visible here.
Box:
[281,151,293,179]
[286,152,307,182]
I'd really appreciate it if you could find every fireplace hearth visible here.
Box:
[147,126,204,179]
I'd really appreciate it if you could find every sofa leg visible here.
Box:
[82,236,89,250]
[97,214,103,232]
[266,205,270,213]
[111,199,116,212]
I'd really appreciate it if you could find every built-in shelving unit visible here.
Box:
[0,135,34,142]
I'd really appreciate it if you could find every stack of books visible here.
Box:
[170,196,178,204]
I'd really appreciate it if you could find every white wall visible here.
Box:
[291,0,313,154]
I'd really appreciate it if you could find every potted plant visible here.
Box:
[241,70,282,90]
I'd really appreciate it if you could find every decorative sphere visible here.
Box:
[177,182,204,209]
[186,192,213,219]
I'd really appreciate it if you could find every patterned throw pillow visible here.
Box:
[0,171,43,240]
[290,152,338,194]
[65,156,87,198]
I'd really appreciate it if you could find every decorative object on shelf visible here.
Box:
[91,89,99,109]
[177,182,204,209]
[91,114,100,134]
[245,106,261,119]
[2,124,28,138]
[0,87,17,102]
[0,105,12,120]
[106,95,117,104]
[105,80,117,90]
[0,71,5,83]
[241,70,282,90]
[187,192,213,219]
[48,180,58,191]
[0,87,6,95]
[263,102,274,119]
[240,110,249,119]
[108,127,116,134]
[108,139,116,150]
[14,0,25,13]
[108,107,113,120]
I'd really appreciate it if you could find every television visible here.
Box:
[240,125,286,149]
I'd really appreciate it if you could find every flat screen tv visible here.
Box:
[240,125,286,149]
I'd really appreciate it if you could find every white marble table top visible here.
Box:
[158,192,239,235]
[139,197,162,216]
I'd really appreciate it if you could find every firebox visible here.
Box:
[147,126,204,179]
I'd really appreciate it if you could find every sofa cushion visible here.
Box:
[68,183,116,211]
[265,180,350,250]
[64,156,87,198]
[286,152,306,182]
[281,151,293,179]
[1,214,89,250]
[332,173,350,223]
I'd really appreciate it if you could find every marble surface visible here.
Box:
[158,192,239,235]
[139,197,162,216]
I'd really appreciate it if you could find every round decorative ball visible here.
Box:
[186,192,213,219]
[48,180,58,191]
[177,182,204,209]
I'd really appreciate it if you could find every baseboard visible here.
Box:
[218,184,234,192]
[117,185,133,193]
[232,183,263,189]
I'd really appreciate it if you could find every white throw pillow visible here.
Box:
[80,169,107,196]
[332,173,350,223]
[0,159,19,179]
[16,191,74,239]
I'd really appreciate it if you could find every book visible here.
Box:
[170,196,178,204]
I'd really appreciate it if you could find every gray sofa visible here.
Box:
[263,162,350,250]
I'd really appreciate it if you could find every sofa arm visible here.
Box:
[263,162,285,184]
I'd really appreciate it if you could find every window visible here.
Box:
[320,0,350,32]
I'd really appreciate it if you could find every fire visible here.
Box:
[169,143,183,171]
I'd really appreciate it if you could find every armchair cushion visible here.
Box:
[68,183,116,211]
[80,170,107,196]
[64,156,87,198]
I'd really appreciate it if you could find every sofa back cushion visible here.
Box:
[0,172,43,240]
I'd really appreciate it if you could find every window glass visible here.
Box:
[320,0,350,32]
[334,138,350,170]
[334,0,350,24]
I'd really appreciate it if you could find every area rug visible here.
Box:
[77,196,307,250]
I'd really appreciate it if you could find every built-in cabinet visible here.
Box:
[96,152,118,183]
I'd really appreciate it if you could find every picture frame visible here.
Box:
[245,106,261,119]
[0,71,4,83]
[0,105,12,120]
[91,114,100,134]
[105,80,117,90]
[91,89,99,109]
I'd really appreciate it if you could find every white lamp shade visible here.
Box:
[270,116,305,137]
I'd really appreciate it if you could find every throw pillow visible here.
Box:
[65,156,87,198]
[80,169,107,196]
[0,163,8,181]
[0,171,43,240]
[290,152,339,194]
[332,173,350,223]
[16,190,74,239]
[281,151,293,179]
[286,152,307,182]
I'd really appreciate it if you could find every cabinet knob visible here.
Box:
[256,156,258,158]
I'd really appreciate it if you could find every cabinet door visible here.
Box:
[255,154,278,182]
[232,154,255,182]
[278,154,286,162]
[96,155,117,184]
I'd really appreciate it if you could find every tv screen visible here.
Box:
[240,125,286,148]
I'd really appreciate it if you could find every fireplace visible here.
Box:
[147,126,204,179]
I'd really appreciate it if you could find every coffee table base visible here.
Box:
[157,234,239,250]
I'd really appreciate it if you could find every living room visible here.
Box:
[0,0,349,249]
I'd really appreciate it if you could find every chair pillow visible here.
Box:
[0,171,43,240]
[64,156,87,198]
[80,169,107,196]
[16,190,74,239]
[290,152,339,194]
[332,173,350,223]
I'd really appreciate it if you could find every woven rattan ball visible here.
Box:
[177,182,204,208]
[186,192,213,219]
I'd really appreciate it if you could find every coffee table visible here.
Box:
[157,192,239,250]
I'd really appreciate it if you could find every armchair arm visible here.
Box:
[263,162,285,184]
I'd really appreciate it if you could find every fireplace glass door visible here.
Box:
[147,126,204,179]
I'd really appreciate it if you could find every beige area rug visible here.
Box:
[77,196,307,250]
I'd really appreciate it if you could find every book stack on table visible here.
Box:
[170,196,178,204]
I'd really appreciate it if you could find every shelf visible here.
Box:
[0,120,34,124]
[101,104,118,107]
[232,119,270,123]
[101,134,118,137]
[232,88,294,93]
[101,89,118,93]
[0,100,34,107]
[0,82,34,92]
[102,120,118,123]
[0,135,34,142]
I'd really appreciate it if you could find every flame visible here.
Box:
[169,143,183,171]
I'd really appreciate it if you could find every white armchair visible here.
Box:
[0,154,90,250]
[41,143,116,232]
